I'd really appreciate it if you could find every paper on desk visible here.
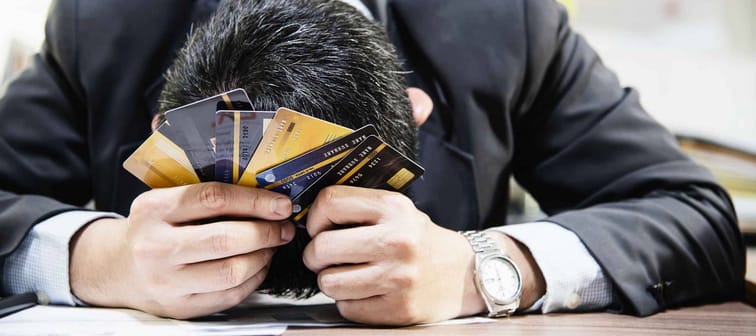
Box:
[196,301,494,328]
[0,306,287,336]
[206,292,494,327]
[0,293,493,335]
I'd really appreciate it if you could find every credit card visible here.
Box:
[256,124,378,197]
[123,122,201,188]
[237,107,352,187]
[215,110,275,184]
[290,135,424,224]
[164,89,252,181]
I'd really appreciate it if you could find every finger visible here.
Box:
[139,182,292,223]
[407,87,433,127]
[337,295,424,326]
[180,266,269,319]
[175,248,273,294]
[307,186,405,237]
[151,113,163,131]
[335,296,395,325]
[303,225,387,273]
[318,264,389,301]
[171,220,295,264]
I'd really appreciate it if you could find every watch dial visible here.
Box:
[480,257,520,302]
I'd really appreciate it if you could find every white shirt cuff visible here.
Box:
[2,210,123,306]
[488,221,613,313]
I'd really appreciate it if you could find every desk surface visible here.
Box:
[285,302,756,336]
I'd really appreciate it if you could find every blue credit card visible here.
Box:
[290,134,424,225]
[256,124,378,197]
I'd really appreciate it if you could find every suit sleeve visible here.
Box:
[0,0,90,292]
[511,0,744,316]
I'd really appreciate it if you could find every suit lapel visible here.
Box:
[142,0,221,119]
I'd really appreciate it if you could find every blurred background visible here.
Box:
[0,1,754,239]
[0,1,48,86]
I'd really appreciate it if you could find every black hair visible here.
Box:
[158,0,416,298]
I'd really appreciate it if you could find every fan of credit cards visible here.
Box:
[123,88,424,224]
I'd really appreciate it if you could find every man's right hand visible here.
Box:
[69,182,294,319]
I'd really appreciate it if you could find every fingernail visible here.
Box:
[281,222,295,242]
[272,197,292,217]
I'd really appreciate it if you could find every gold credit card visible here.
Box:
[237,108,352,187]
[255,124,379,198]
[123,123,200,188]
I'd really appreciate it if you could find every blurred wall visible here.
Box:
[0,0,51,91]
[568,0,756,152]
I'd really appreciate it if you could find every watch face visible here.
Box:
[480,256,521,303]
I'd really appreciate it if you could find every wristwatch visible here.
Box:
[461,231,522,317]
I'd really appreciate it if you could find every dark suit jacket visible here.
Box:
[0,0,744,316]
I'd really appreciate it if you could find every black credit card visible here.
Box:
[163,89,252,181]
[256,124,378,198]
[291,135,424,224]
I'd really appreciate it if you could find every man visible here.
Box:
[0,0,744,326]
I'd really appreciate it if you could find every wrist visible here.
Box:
[69,217,132,308]
[487,231,546,309]
[455,232,488,317]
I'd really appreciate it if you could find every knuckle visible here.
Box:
[388,267,418,289]
[382,234,418,260]
[303,236,331,272]
[379,191,412,210]
[247,189,265,214]
[260,223,276,247]
[319,186,340,206]
[417,212,433,226]
[219,259,244,287]
[259,248,273,264]
[252,266,269,287]
[210,229,233,255]
[312,235,333,260]
[198,182,229,211]
[130,192,163,216]
[318,273,341,295]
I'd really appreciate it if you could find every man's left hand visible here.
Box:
[302,186,486,325]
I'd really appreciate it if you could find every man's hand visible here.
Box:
[302,186,545,325]
[69,183,295,319]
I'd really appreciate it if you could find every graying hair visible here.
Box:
[158,0,416,297]
[159,0,415,159]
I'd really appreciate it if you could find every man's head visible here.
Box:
[159,0,416,158]
[157,0,417,297]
